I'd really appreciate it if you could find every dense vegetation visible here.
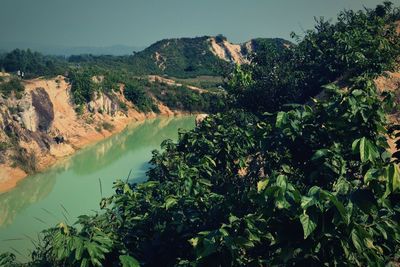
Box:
[123,79,159,113]
[68,70,98,106]
[229,2,400,112]
[0,49,67,78]
[148,81,227,113]
[0,77,24,98]
[2,2,400,267]
[126,36,229,78]
[67,69,226,114]
[66,36,288,78]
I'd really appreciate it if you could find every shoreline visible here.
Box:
[0,112,195,194]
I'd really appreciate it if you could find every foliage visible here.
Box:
[228,1,400,113]
[23,75,400,266]
[0,252,19,267]
[0,49,67,78]
[148,82,227,113]
[101,122,115,132]
[127,36,230,78]
[123,80,158,113]
[0,77,24,97]
[68,70,98,106]
[3,2,400,267]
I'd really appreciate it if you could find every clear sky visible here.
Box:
[1,0,399,48]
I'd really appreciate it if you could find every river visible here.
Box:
[0,116,195,259]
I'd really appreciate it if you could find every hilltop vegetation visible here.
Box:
[66,69,226,114]
[2,2,400,267]
[0,49,67,78]
[0,37,288,80]
[126,36,288,78]
[0,36,282,114]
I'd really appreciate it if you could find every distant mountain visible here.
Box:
[127,36,290,77]
[0,36,290,78]
[0,43,144,56]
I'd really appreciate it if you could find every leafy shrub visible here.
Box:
[101,122,115,132]
[69,70,98,105]
[229,1,400,113]
[149,82,227,113]
[0,77,24,97]
[75,105,85,116]
[4,2,400,267]
[0,49,67,78]
[123,81,157,113]
[118,101,128,112]
[25,76,400,265]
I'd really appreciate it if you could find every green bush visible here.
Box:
[0,49,67,78]
[118,101,128,112]
[149,82,227,113]
[101,122,115,132]
[123,81,157,113]
[0,77,24,97]
[228,1,400,113]
[4,2,400,267]
[75,105,85,116]
[24,76,400,265]
[69,70,97,105]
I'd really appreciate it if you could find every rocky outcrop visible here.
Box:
[31,87,54,132]
[0,75,183,192]
[209,37,252,64]
[88,92,119,115]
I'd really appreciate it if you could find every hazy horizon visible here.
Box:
[1,0,398,54]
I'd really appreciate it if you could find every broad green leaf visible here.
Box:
[257,179,269,193]
[80,258,89,267]
[352,137,379,163]
[311,149,330,161]
[351,89,364,96]
[74,237,84,260]
[281,164,291,173]
[364,168,379,184]
[204,156,216,167]
[301,196,317,210]
[322,83,340,92]
[351,229,363,252]
[321,190,349,225]
[119,255,140,267]
[165,196,178,210]
[300,213,317,239]
[276,112,287,128]
[385,163,400,193]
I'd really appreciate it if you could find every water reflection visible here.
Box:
[0,116,194,257]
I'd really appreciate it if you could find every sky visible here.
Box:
[1,0,399,49]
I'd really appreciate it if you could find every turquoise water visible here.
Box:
[0,116,195,259]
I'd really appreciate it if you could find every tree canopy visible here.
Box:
[1,2,400,267]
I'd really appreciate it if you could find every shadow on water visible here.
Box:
[0,116,195,257]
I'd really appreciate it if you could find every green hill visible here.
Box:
[126,36,290,78]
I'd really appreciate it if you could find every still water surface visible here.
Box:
[0,116,195,258]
